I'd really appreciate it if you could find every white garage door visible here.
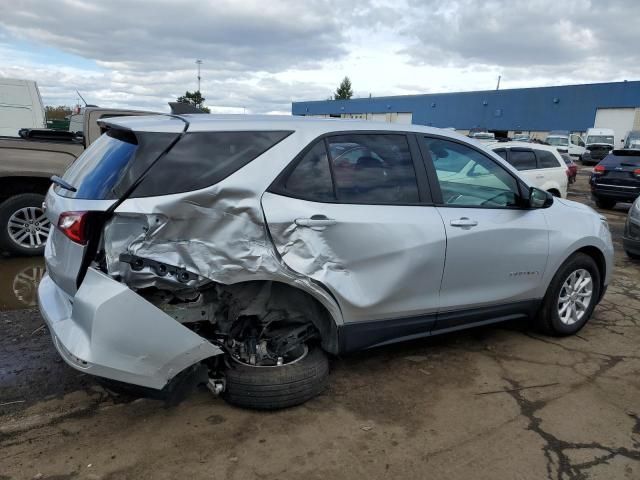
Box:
[594,108,637,147]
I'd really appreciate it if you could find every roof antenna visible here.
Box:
[76,90,88,106]
[496,75,501,91]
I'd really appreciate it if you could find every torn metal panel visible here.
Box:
[103,183,344,328]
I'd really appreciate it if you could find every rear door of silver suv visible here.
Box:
[262,132,447,350]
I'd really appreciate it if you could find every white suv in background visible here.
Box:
[491,142,569,198]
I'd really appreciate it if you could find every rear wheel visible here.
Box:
[595,198,616,209]
[222,344,329,410]
[0,194,50,256]
[536,253,600,336]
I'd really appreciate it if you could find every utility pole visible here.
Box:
[196,59,202,93]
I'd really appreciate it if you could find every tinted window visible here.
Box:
[508,150,537,170]
[601,153,640,167]
[135,131,291,197]
[494,149,507,160]
[281,141,335,201]
[59,130,291,199]
[424,137,519,207]
[327,134,419,204]
[536,150,561,168]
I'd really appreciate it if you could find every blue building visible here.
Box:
[292,81,640,140]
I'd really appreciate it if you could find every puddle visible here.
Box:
[0,256,46,310]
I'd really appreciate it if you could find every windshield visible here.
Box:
[587,135,614,145]
[546,137,568,146]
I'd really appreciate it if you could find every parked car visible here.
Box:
[0,78,46,137]
[623,130,640,149]
[469,131,496,143]
[590,149,640,209]
[562,153,578,184]
[0,107,153,256]
[490,142,569,197]
[546,130,586,158]
[38,115,613,410]
[583,128,615,165]
[624,196,640,260]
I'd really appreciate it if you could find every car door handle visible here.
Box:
[450,217,478,228]
[295,216,337,228]
[536,174,545,179]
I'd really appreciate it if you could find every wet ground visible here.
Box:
[0,169,638,479]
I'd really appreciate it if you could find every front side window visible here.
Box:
[536,150,561,168]
[327,134,419,204]
[507,149,537,171]
[423,137,520,207]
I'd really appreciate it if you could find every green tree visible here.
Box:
[45,105,72,120]
[334,77,353,100]
[176,90,211,113]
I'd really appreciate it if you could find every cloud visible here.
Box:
[0,0,638,113]
[400,0,640,77]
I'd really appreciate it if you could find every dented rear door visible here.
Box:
[262,133,446,324]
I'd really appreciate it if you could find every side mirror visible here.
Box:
[529,187,554,208]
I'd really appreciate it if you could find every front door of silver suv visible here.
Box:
[418,135,549,332]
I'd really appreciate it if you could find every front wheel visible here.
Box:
[536,253,600,336]
[222,344,329,410]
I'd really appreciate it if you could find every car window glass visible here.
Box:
[424,137,519,207]
[507,149,537,170]
[282,141,336,201]
[536,150,561,168]
[494,149,507,160]
[327,134,419,204]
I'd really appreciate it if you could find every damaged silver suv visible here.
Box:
[38,115,614,409]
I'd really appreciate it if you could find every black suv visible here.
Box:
[590,150,640,209]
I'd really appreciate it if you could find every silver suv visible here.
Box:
[38,115,614,409]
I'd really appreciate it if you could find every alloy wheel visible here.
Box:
[557,268,593,325]
[7,206,51,249]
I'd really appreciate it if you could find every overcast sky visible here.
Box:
[0,0,638,114]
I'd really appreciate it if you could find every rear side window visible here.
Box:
[58,130,291,199]
[507,149,537,170]
[494,149,507,160]
[281,141,335,202]
[273,134,420,205]
[327,134,419,204]
[536,150,561,168]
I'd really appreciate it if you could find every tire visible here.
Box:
[595,198,616,210]
[222,345,329,410]
[0,193,49,256]
[626,250,640,260]
[536,253,601,336]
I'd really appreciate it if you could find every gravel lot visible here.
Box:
[1,168,638,480]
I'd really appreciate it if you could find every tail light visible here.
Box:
[592,165,606,175]
[634,168,640,178]
[58,211,90,245]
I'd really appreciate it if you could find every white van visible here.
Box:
[491,142,568,198]
[0,78,46,137]
[545,130,586,158]
[583,128,615,164]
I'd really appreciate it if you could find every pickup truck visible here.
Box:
[0,107,152,255]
